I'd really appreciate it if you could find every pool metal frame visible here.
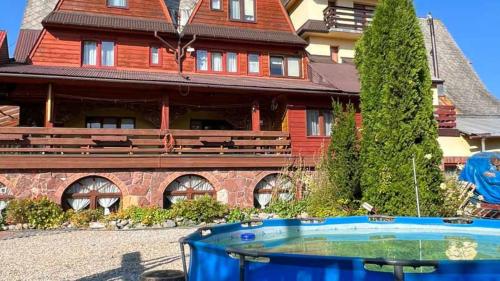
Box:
[179,216,500,281]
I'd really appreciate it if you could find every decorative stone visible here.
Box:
[216,189,229,204]
[22,223,29,229]
[8,225,15,230]
[117,220,129,228]
[15,224,23,230]
[89,222,106,229]
[162,220,176,228]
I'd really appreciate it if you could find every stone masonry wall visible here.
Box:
[0,169,284,208]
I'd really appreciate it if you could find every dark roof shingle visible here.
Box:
[182,24,307,46]
[0,64,346,95]
[43,11,177,34]
[419,18,500,116]
[14,29,41,63]
[297,20,328,36]
[309,62,360,93]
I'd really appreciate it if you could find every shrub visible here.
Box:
[439,174,465,217]
[170,195,228,224]
[67,209,104,228]
[355,0,443,216]
[265,199,307,219]
[226,207,258,223]
[5,198,31,225]
[27,197,65,229]
[112,206,173,226]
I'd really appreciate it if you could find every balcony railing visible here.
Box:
[0,127,291,156]
[323,5,374,31]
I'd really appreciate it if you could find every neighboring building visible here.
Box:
[284,0,500,171]
[0,0,356,210]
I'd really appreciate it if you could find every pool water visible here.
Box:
[209,224,500,261]
[229,233,500,260]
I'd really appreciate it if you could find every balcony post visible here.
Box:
[160,94,170,130]
[44,83,54,128]
[251,100,260,132]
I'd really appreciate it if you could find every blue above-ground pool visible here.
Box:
[180,216,500,281]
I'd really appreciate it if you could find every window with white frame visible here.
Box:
[227,52,238,73]
[82,41,98,66]
[107,0,127,8]
[270,56,301,78]
[230,0,255,22]
[197,50,208,71]
[211,0,221,10]
[101,41,115,67]
[248,53,259,74]
[151,46,160,65]
[306,109,332,136]
[211,52,223,72]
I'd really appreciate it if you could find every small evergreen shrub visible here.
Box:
[170,195,228,223]
[67,209,104,228]
[226,207,258,223]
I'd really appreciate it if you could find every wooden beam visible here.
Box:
[44,83,54,128]
[160,94,169,130]
[252,100,260,132]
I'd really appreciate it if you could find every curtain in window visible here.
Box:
[212,52,223,72]
[230,0,241,19]
[97,181,120,215]
[67,198,90,211]
[108,0,127,7]
[324,111,333,136]
[83,41,97,65]
[248,54,259,73]
[101,41,115,67]
[151,47,159,64]
[191,176,214,199]
[211,0,221,9]
[166,180,187,204]
[197,50,208,71]
[287,57,300,77]
[227,52,237,73]
[244,0,255,21]
[307,110,320,136]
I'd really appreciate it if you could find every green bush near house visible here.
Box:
[170,195,228,224]
[66,209,104,228]
[226,207,258,223]
[264,199,307,219]
[355,0,444,216]
[109,206,173,226]
[6,197,64,229]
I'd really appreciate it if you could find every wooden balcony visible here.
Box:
[0,127,293,169]
[323,5,374,33]
[434,105,460,137]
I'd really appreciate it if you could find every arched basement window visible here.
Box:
[63,177,121,215]
[254,174,293,209]
[0,184,13,217]
[164,175,214,208]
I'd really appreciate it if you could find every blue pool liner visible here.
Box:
[181,216,500,281]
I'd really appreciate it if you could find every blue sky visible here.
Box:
[0,0,499,99]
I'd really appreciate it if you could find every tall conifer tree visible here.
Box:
[355,0,443,215]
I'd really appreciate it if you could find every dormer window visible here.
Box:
[107,0,127,8]
[82,40,116,67]
[270,55,301,78]
[230,0,255,22]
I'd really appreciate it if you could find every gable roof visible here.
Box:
[0,31,9,65]
[21,0,59,30]
[419,18,500,116]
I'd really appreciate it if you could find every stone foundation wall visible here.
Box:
[0,169,283,208]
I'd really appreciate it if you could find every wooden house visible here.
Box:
[0,0,359,211]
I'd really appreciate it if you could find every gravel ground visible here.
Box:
[0,228,195,281]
